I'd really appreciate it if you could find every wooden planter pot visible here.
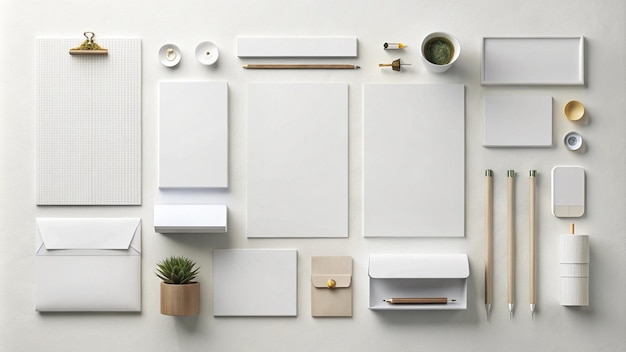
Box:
[160,282,200,316]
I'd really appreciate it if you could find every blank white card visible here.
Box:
[363,84,465,237]
[36,38,141,205]
[159,81,228,188]
[213,249,297,316]
[483,95,552,147]
[247,83,348,238]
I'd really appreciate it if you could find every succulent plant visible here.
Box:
[156,256,199,284]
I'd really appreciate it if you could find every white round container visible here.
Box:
[195,41,219,65]
[420,32,460,73]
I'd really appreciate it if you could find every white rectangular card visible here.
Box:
[159,81,228,188]
[483,95,553,147]
[482,36,584,85]
[213,249,297,316]
[363,84,465,237]
[36,38,141,205]
[247,83,348,238]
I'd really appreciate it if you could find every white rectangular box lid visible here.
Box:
[237,36,357,57]
[369,254,469,279]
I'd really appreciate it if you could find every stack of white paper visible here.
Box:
[154,204,227,233]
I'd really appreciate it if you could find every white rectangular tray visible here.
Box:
[482,36,584,85]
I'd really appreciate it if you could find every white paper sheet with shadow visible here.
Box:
[213,249,297,316]
[247,82,348,238]
[159,81,228,188]
[483,95,552,147]
[363,84,465,237]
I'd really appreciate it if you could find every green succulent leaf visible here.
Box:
[155,256,199,284]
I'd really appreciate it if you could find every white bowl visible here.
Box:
[195,41,219,65]
[159,44,181,67]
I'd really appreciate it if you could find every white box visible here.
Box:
[154,204,227,233]
[237,36,357,57]
[368,254,469,310]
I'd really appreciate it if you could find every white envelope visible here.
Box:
[35,218,141,312]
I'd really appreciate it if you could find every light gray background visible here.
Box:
[1,0,625,351]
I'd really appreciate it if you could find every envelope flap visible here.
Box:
[369,254,469,279]
[311,256,352,288]
[311,256,352,273]
[312,274,351,288]
[37,218,141,250]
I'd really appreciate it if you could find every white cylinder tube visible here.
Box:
[560,234,589,306]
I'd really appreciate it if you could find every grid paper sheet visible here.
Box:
[36,38,141,205]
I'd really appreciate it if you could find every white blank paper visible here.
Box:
[213,249,297,316]
[363,84,465,237]
[247,83,348,238]
[483,95,553,147]
[159,81,228,188]
[482,37,584,85]
[36,38,141,205]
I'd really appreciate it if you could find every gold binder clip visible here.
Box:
[69,32,108,55]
